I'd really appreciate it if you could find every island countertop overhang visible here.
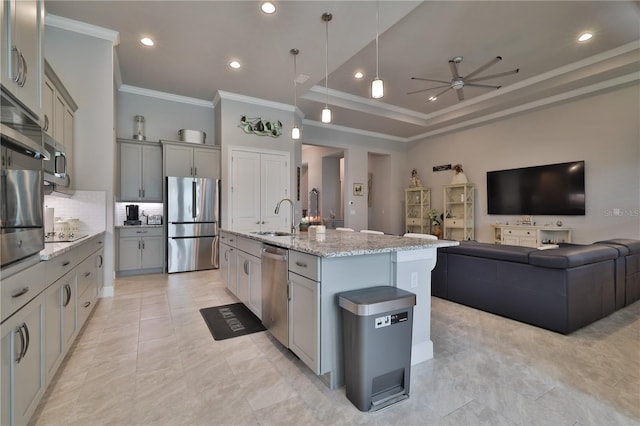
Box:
[221,229,459,258]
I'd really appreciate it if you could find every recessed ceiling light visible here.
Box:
[261,2,276,14]
[140,37,154,47]
[354,71,364,79]
[428,96,437,102]
[229,61,241,69]
[578,32,593,42]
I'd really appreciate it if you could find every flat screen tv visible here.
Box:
[487,161,585,215]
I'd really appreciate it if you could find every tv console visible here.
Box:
[492,224,572,248]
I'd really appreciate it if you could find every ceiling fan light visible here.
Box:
[291,126,301,140]
[371,78,384,99]
[321,107,332,124]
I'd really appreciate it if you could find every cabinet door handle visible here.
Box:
[10,47,20,83]
[138,241,141,250]
[98,255,103,268]
[15,324,25,363]
[244,260,249,275]
[295,261,307,268]
[287,280,291,301]
[63,284,72,307]
[224,250,228,261]
[62,261,71,267]
[84,271,91,278]
[84,301,91,308]
[190,167,193,176]
[18,52,27,87]
[194,167,197,176]
[255,221,261,225]
[11,287,29,298]
[44,115,49,131]
[142,241,145,249]
[142,189,145,198]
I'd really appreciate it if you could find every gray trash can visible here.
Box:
[338,286,416,412]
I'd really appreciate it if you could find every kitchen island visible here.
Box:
[220,229,458,389]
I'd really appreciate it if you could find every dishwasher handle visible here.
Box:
[261,247,288,262]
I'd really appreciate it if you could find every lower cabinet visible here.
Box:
[1,233,104,426]
[117,227,164,275]
[236,250,262,319]
[220,242,237,295]
[1,293,45,426]
[288,271,320,373]
[44,271,77,384]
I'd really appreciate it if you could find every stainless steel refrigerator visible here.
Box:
[166,176,220,273]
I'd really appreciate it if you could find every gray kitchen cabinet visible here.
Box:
[220,232,237,296]
[288,269,320,374]
[117,227,164,275]
[42,76,54,136]
[1,292,45,426]
[118,139,163,202]
[162,141,220,179]
[0,0,43,119]
[233,235,262,319]
[44,270,76,385]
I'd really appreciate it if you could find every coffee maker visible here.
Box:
[125,204,141,225]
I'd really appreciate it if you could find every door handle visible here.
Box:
[15,325,25,363]
[11,287,29,298]
[63,284,72,307]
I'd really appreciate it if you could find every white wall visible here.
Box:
[407,85,640,243]
[116,91,214,143]
[45,26,116,290]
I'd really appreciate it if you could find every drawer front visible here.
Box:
[288,250,320,281]
[406,218,421,226]
[1,262,46,322]
[504,228,535,237]
[236,236,262,258]
[76,256,96,298]
[445,218,462,228]
[44,249,81,285]
[77,287,97,329]
[220,231,236,248]
[119,227,163,238]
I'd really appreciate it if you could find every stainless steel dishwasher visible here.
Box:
[261,244,289,347]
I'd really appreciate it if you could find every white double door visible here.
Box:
[230,149,290,232]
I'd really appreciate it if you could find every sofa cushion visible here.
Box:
[595,239,640,254]
[529,245,619,269]
[446,241,535,263]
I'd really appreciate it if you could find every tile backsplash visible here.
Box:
[115,202,163,225]
[45,191,107,232]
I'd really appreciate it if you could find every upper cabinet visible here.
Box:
[43,61,77,149]
[117,139,163,202]
[0,0,43,119]
[162,140,220,179]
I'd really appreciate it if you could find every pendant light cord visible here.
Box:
[325,17,329,107]
[375,0,379,79]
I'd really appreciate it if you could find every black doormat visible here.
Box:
[200,303,266,341]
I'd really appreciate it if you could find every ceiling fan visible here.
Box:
[408,56,519,102]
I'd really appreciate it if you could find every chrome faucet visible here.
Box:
[275,198,296,234]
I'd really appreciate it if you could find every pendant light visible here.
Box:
[371,1,384,99]
[290,48,301,140]
[321,13,332,124]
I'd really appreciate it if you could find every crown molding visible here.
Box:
[302,119,407,143]
[215,91,295,112]
[119,85,214,108]
[45,14,120,45]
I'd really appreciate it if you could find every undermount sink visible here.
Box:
[251,231,293,237]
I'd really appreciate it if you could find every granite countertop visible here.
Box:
[222,229,459,258]
[40,230,106,260]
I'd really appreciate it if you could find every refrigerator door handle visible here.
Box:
[211,235,219,268]
[192,180,197,219]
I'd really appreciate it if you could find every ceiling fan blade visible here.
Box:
[432,86,453,99]
[464,56,502,80]
[466,68,520,83]
[465,83,502,89]
[448,60,460,80]
[411,77,451,84]
[456,88,464,101]
[406,84,450,95]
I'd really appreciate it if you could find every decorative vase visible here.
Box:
[433,225,442,239]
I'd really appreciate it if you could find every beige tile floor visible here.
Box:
[30,270,640,426]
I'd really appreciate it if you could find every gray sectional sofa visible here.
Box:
[432,239,640,334]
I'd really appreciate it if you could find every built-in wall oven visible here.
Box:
[1,87,47,269]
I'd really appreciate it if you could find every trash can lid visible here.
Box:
[338,286,416,316]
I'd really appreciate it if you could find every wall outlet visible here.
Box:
[411,272,419,288]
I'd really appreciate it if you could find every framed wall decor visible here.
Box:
[353,183,364,196]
